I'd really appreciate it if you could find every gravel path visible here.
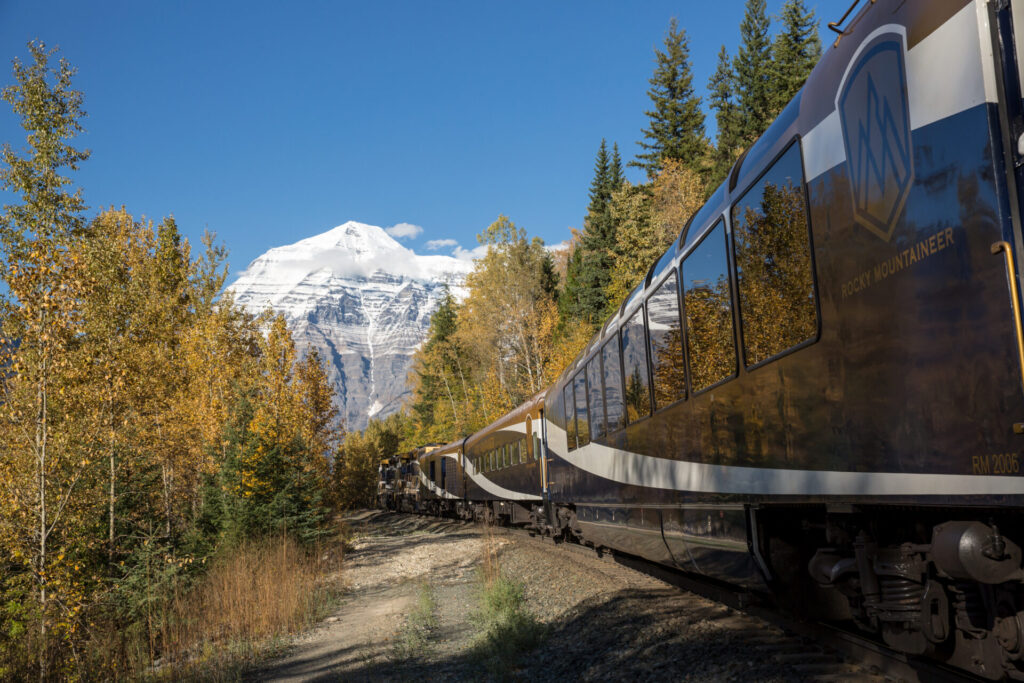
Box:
[247,512,880,682]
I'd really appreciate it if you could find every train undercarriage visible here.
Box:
[413,498,1024,679]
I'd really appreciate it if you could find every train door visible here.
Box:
[992,0,1024,410]
[441,456,446,492]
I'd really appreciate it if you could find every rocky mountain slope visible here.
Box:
[228,221,472,431]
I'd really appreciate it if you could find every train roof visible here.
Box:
[418,439,463,462]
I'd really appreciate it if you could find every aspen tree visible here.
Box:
[0,41,91,679]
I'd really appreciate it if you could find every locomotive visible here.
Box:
[388,1,1024,678]
[377,445,436,513]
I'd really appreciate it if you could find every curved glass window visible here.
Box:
[573,372,590,447]
[601,337,626,433]
[731,142,817,366]
[646,270,686,410]
[682,220,737,391]
[564,385,577,450]
[621,307,652,424]
[586,356,606,441]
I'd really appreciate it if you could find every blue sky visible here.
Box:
[0,0,811,281]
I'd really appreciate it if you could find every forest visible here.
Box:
[0,0,819,679]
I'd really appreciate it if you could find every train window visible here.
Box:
[646,269,686,410]
[621,307,652,424]
[533,434,541,460]
[601,337,626,433]
[586,356,606,441]
[564,385,577,450]
[502,444,508,468]
[573,372,590,447]
[731,142,817,367]
[683,220,737,391]
[518,439,525,464]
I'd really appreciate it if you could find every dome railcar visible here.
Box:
[405,1,1024,677]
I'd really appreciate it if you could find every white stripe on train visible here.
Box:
[548,424,1024,497]
[439,450,540,501]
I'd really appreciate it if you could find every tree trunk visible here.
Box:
[37,362,48,682]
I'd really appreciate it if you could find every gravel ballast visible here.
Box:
[248,511,880,682]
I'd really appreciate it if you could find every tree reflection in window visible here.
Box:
[564,385,576,450]
[732,143,817,366]
[646,270,686,410]
[683,220,736,391]
[573,372,590,447]
[601,337,626,433]
[621,308,652,424]
[586,356,606,441]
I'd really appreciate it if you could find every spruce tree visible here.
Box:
[587,139,612,217]
[770,0,821,115]
[610,142,625,188]
[561,139,624,327]
[734,0,774,146]
[708,45,741,187]
[632,19,707,179]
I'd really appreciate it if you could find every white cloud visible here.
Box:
[385,222,424,240]
[545,240,571,253]
[425,238,459,251]
[453,244,489,262]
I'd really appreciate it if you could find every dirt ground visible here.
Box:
[246,511,876,682]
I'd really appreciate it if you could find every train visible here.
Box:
[380,1,1024,678]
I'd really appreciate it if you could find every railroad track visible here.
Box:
[486,522,985,683]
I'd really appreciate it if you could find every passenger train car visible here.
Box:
[386,1,1024,677]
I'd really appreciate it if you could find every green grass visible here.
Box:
[470,573,546,678]
[392,582,439,661]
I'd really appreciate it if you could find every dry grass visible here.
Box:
[480,524,502,587]
[150,534,345,679]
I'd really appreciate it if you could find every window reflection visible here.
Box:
[646,270,686,410]
[564,385,577,450]
[683,220,737,391]
[574,372,590,447]
[621,308,652,424]
[602,338,626,433]
[732,143,817,366]
[586,356,606,441]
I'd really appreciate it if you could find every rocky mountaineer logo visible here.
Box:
[837,31,914,242]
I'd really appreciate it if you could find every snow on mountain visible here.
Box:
[228,221,474,431]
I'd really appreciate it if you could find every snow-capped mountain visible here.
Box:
[228,221,473,431]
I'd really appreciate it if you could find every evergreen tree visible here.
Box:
[708,45,741,188]
[734,0,774,146]
[586,139,613,217]
[610,142,625,187]
[558,244,586,323]
[770,0,821,114]
[561,139,625,327]
[632,19,707,179]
